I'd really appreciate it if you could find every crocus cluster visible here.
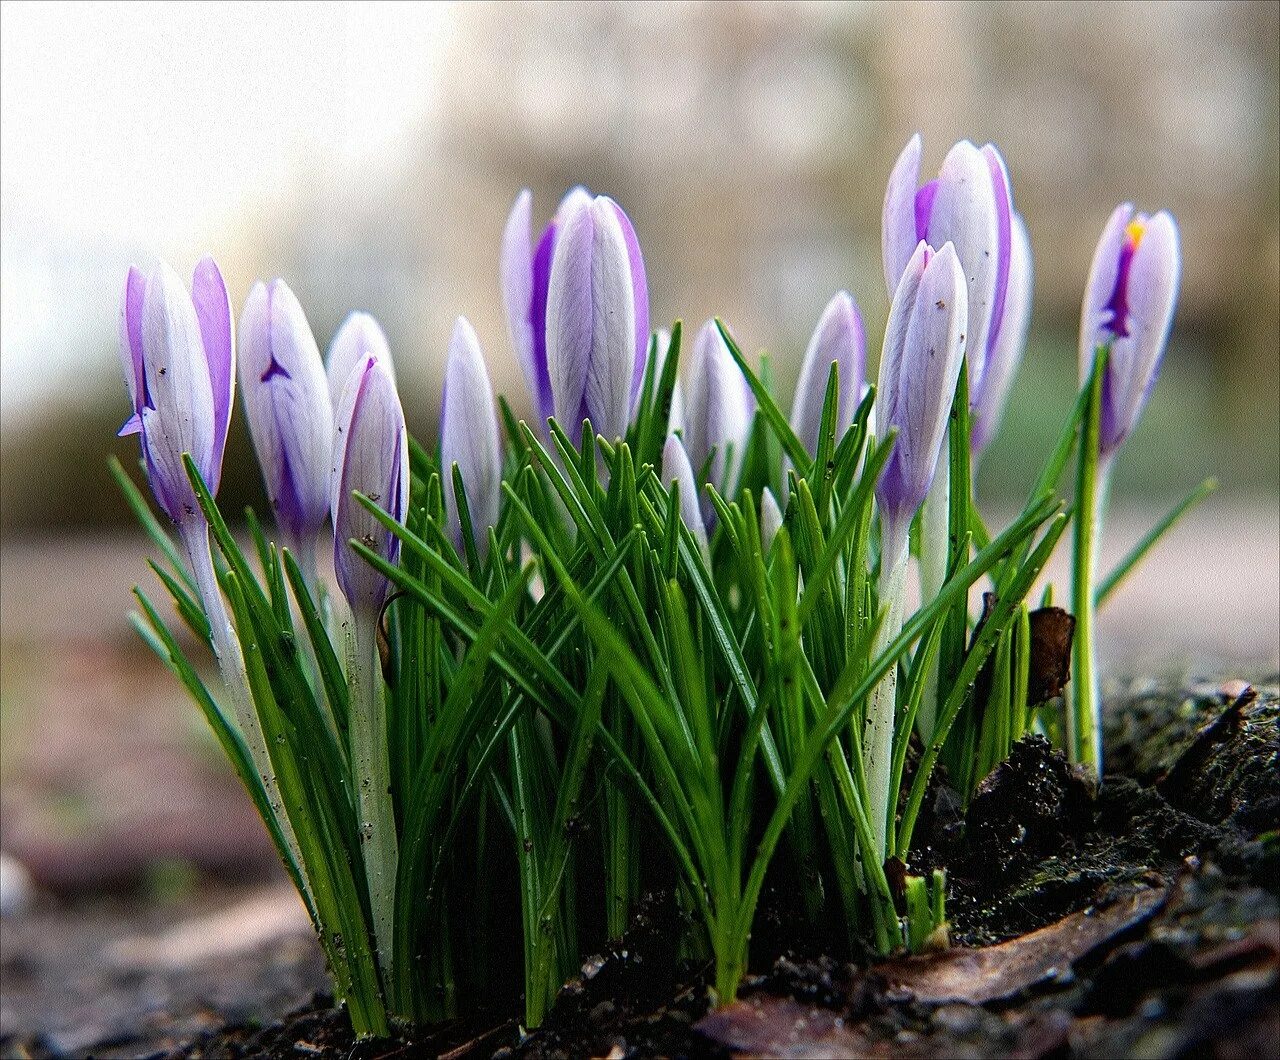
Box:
[883,135,1032,455]
[119,265,410,625]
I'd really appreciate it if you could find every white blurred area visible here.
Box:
[1,1,453,424]
[3,0,1277,429]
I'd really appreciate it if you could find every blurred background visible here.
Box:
[0,0,1277,1033]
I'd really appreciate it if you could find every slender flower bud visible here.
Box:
[759,487,784,554]
[875,241,969,547]
[331,356,409,615]
[884,135,1013,399]
[327,311,394,409]
[1080,204,1180,458]
[543,191,650,443]
[662,434,709,558]
[683,319,753,513]
[971,214,1034,455]
[790,291,866,457]
[440,316,502,556]
[238,279,334,543]
[118,258,234,524]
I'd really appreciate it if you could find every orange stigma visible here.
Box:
[1125,218,1146,248]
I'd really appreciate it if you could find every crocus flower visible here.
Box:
[790,291,866,458]
[238,279,334,545]
[971,215,1034,455]
[526,190,648,443]
[118,258,234,524]
[327,311,394,409]
[440,316,502,556]
[331,356,409,615]
[883,135,1013,401]
[1080,204,1180,458]
[875,241,969,552]
[662,434,709,559]
[759,487,784,554]
[683,320,753,514]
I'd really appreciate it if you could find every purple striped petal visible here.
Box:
[790,290,866,457]
[662,434,709,559]
[876,242,967,524]
[331,355,408,614]
[684,319,752,515]
[327,311,394,408]
[238,279,334,542]
[1079,203,1135,380]
[883,134,923,294]
[118,266,147,425]
[441,316,502,556]
[1098,210,1180,455]
[140,263,217,523]
[610,200,650,414]
[925,141,1000,396]
[981,144,1014,365]
[972,214,1033,455]
[190,257,234,487]
[545,198,595,443]
[500,189,539,421]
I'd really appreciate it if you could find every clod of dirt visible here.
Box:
[952,734,1095,889]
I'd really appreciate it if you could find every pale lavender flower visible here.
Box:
[535,190,649,442]
[759,487,784,554]
[683,319,753,514]
[1080,205,1180,457]
[875,241,969,550]
[971,215,1034,455]
[118,258,234,524]
[327,311,394,408]
[238,279,334,544]
[790,291,866,457]
[883,135,1014,400]
[440,316,502,556]
[331,356,409,614]
[662,434,709,559]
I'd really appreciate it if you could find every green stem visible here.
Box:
[180,519,307,887]
[864,520,909,864]
[347,606,399,984]
[916,436,950,742]
[1070,351,1108,777]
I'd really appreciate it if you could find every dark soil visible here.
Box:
[5,680,1277,1058]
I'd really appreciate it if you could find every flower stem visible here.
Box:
[180,519,308,883]
[1070,355,1108,777]
[916,443,950,742]
[347,607,399,983]
[864,520,910,864]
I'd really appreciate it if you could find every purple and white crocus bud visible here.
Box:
[534,190,649,443]
[971,215,1034,455]
[759,487,784,554]
[875,242,969,558]
[683,320,753,515]
[1080,205,1180,459]
[327,311,394,409]
[883,135,1013,404]
[866,240,968,860]
[790,291,866,458]
[441,316,502,557]
[238,279,334,547]
[662,434,709,559]
[119,258,234,525]
[331,356,409,616]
